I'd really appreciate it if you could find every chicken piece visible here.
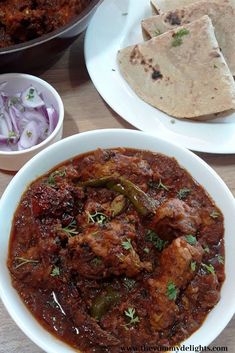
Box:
[148,198,201,240]
[77,149,154,189]
[31,183,75,218]
[148,236,203,331]
[30,181,85,219]
[68,221,152,278]
[184,272,220,310]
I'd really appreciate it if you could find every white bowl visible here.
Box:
[0,73,64,171]
[0,129,234,353]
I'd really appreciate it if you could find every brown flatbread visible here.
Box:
[151,0,202,14]
[117,16,235,119]
[143,0,235,75]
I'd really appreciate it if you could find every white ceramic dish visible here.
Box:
[85,0,235,154]
[0,73,64,171]
[0,129,235,353]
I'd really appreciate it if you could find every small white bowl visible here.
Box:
[0,73,64,171]
[0,129,235,353]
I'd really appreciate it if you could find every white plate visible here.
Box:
[1,129,235,353]
[85,0,235,154]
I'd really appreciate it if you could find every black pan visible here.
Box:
[0,0,101,72]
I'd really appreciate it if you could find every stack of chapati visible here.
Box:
[117,0,235,119]
[150,0,203,14]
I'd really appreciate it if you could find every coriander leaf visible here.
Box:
[26,130,32,138]
[184,234,197,246]
[60,220,78,237]
[51,266,60,277]
[26,88,35,100]
[202,263,215,275]
[147,179,169,191]
[158,179,169,191]
[190,261,196,272]
[8,131,16,138]
[146,230,167,251]
[177,188,191,200]
[123,277,136,291]
[8,96,21,107]
[217,255,224,264]
[166,281,178,301]
[47,169,66,186]
[172,28,190,47]
[122,238,133,251]
[87,211,108,225]
[203,245,210,254]
[124,307,140,327]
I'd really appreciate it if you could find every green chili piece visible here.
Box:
[90,287,120,321]
[79,176,156,217]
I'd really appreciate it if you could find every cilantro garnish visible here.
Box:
[177,188,191,200]
[172,28,190,47]
[146,230,167,251]
[124,307,140,328]
[51,266,60,277]
[166,281,178,301]
[87,211,108,225]
[122,238,133,251]
[184,234,197,246]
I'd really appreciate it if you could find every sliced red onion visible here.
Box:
[0,112,10,136]
[0,134,8,144]
[8,95,25,112]
[0,84,59,152]
[0,95,4,107]
[1,109,13,132]
[21,86,45,108]
[20,110,48,140]
[36,105,48,121]
[11,105,25,121]
[46,106,59,135]
[18,121,39,149]
[9,106,20,136]
[0,133,18,144]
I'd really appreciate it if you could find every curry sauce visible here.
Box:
[8,148,225,352]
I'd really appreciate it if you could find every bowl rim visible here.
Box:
[0,0,101,55]
[0,129,235,353]
[0,73,64,156]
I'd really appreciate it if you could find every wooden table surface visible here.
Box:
[0,35,234,353]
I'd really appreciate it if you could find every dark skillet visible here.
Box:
[0,0,101,72]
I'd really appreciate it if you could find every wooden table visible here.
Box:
[0,35,234,353]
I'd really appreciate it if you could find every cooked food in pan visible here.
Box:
[0,0,92,48]
[8,148,225,352]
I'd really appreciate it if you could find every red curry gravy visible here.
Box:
[8,148,225,352]
[0,0,92,48]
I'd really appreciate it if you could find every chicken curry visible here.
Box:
[8,148,225,352]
